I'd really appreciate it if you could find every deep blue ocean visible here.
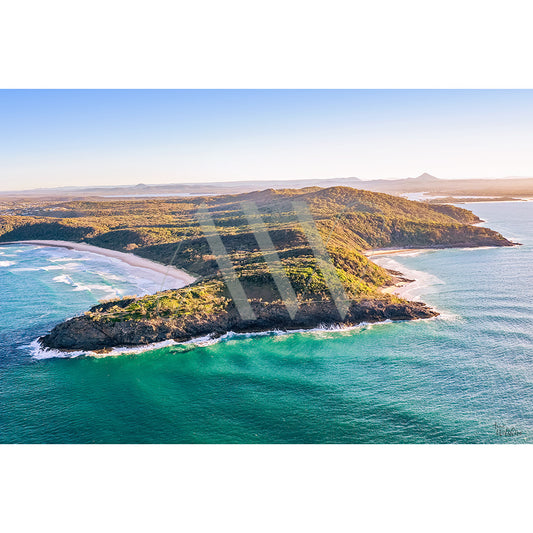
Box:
[0,201,531,443]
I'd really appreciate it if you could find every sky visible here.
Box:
[1,89,533,191]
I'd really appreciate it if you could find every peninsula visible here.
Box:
[0,186,514,351]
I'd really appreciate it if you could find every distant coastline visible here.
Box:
[0,240,196,288]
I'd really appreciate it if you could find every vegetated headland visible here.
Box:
[0,186,516,352]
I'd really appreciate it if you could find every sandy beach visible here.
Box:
[363,248,428,258]
[362,248,427,298]
[380,280,414,295]
[0,240,196,288]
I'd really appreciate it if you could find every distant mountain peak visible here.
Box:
[414,173,439,181]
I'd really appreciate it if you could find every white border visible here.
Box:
[1,0,533,88]
[2,0,532,530]
[1,445,531,532]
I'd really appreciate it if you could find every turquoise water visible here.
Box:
[1,202,532,443]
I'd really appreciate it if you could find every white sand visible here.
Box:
[0,240,196,287]
[380,281,412,295]
[363,248,428,258]
[363,248,427,298]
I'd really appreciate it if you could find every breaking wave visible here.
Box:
[30,320,406,360]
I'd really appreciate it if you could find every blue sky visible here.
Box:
[1,89,533,190]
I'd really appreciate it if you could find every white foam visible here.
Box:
[73,283,109,292]
[30,337,180,359]
[15,262,83,274]
[455,246,498,252]
[389,251,427,257]
[88,339,180,357]
[0,260,15,267]
[30,339,86,360]
[30,320,402,360]
[49,257,91,262]
[434,310,461,321]
[95,271,125,282]
[51,271,124,298]
[372,256,444,301]
[9,242,191,294]
[56,262,81,269]
[44,265,65,270]
[14,265,65,272]
[18,246,170,296]
[72,283,123,299]
[371,256,462,320]
[63,254,183,294]
[170,321,399,349]
[52,274,74,285]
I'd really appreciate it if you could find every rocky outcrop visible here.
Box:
[40,298,438,351]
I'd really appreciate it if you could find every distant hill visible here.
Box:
[3,172,533,200]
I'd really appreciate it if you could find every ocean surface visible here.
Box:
[1,202,532,443]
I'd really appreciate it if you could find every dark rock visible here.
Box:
[40,298,438,352]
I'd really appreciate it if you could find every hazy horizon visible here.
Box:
[5,171,533,194]
[2,89,533,191]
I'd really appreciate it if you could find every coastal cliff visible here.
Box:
[41,292,437,351]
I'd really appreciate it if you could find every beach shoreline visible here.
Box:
[364,247,431,258]
[380,278,414,296]
[362,248,430,298]
[0,240,197,288]
[363,242,521,259]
